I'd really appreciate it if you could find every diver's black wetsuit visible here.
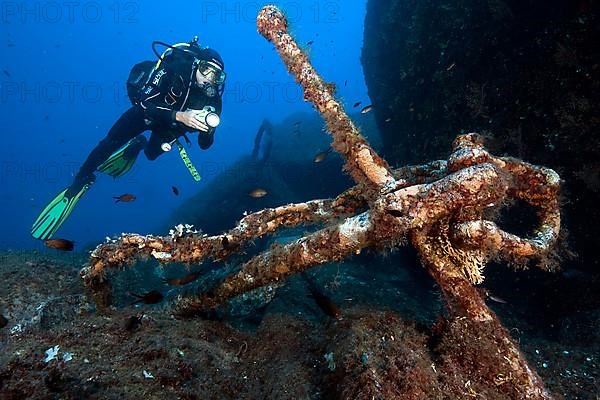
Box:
[72,51,222,189]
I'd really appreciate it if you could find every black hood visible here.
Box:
[197,47,225,71]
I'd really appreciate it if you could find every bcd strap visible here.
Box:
[176,140,201,181]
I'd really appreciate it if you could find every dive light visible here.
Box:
[161,108,219,152]
[193,107,220,128]
[204,111,220,128]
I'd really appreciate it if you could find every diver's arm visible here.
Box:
[197,131,214,149]
[176,110,209,131]
[139,65,189,127]
[141,94,209,130]
[139,93,178,126]
[196,97,222,150]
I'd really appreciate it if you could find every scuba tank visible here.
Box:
[125,36,204,105]
[126,60,155,105]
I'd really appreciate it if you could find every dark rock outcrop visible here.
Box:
[362,0,599,344]
[362,0,599,274]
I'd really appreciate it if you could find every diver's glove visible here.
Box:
[175,106,219,133]
[193,106,220,132]
[175,110,209,132]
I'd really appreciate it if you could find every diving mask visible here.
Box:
[196,60,226,97]
[197,60,226,86]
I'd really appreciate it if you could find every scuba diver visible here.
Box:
[31,37,226,240]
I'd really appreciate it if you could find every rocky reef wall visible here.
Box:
[362,0,599,276]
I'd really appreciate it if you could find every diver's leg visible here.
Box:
[97,134,148,178]
[73,106,148,188]
[146,131,202,182]
[144,131,170,161]
[31,106,148,240]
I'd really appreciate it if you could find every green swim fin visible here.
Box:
[31,183,92,240]
[97,137,142,178]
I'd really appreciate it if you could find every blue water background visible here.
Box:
[0,0,370,251]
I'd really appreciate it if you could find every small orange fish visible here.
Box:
[313,147,333,163]
[114,193,136,203]
[44,238,74,251]
[248,188,268,198]
[161,271,202,286]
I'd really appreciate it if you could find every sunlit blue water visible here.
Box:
[1,0,370,250]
